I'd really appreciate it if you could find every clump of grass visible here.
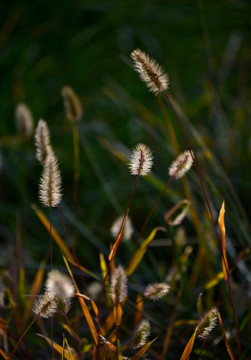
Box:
[2,47,247,360]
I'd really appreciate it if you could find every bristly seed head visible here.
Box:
[130,319,150,349]
[32,293,57,318]
[39,153,62,207]
[110,266,128,305]
[45,270,75,314]
[129,143,153,176]
[169,151,193,179]
[35,119,53,165]
[61,86,83,123]
[164,199,190,226]
[131,49,169,95]
[196,307,218,339]
[144,283,170,301]
[15,103,34,138]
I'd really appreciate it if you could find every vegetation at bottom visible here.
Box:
[0,1,250,359]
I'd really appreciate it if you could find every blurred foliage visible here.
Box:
[0,0,251,358]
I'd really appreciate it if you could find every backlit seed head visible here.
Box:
[45,270,75,313]
[110,266,128,305]
[164,200,190,226]
[130,319,150,349]
[129,143,153,176]
[144,283,170,301]
[35,119,53,165]
[111,215,133,242]
[169,151,193,179]
[39,153,62,207]
[196,307,218,339]
[32,293,57,318]
[131,49,169,95]
[61,86,83,123]
[15,103,33,137]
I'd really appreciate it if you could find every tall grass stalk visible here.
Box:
[163,90,241,357]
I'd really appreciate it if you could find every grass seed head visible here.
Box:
[35,119,53,165]
[39,153,62,207]
[130,319,150,349]
[110,266,128,305]
[61,86,83,123]
[129,143,153,176]
[196,307,218,339]
[169,151,193,179]
[32,293,57,318]
[15,103,33,138]
[45,270,75,314]
[164,199,190,226]
[131,49,169,95]
[144,283,170,301]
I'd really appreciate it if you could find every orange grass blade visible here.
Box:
[134,294,143,325]
[113,303,123,326]
[126,227,165,276]
[32,204,73,261]
[131,337,157,360]
[217,311,235,360]
[108,211,128,261]
[0,349,9,359]
[179,332,196,360]
[101,311,114,336]
[218,201,229,280]
[38,334,76,360]
[63,256,98,345]
[22,258,46,324]
[100,252,112,306]
[75,293,98,317]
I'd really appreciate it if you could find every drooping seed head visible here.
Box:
[129,143,153,176]
[196,307,218,339]
[164,200,190,226]
[144,283,170,301]
[61,86,83,123]
[15,103,33,137]
[45,270,75,313]
[130,319,150,349]
[32,293,58,318]
[110,266,128,305]
[111,215,133,242]
[169,151,193,179]
[34,119,53,165]
[39,153,62,207]
[131,49,169,95]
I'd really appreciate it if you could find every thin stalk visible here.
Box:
[168,225,189,301]
[128,177,172,267]
[50,206,53,270]
[9,313,39,359]
[97,173,140,358]
[158,94,210,256]
[64,313,83,360]
[163,90,241,357]
[57,206,92,302]
[49,205,54,360]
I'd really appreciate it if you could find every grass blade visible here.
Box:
[32,204,73,261]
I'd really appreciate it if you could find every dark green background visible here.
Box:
[0,1,251,357]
